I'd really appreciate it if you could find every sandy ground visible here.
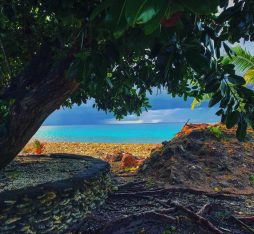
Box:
[27,142,160,159]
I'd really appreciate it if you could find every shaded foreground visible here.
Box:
[0,154,112,233]
[21,124,254,233]
[70,178,254,234]
[74,124,254,233]
[0,155,90,192]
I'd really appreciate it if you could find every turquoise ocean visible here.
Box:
[34,123,185,144]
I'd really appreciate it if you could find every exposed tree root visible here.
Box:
[72,178,253,234]
[100,211,176,234]
[196,203,212,216]
[237,216,254,224]
[99,198,224,234]
[151,208,176,214]
[231,215,254,234]
[169,200,223,234]
[117,181,146,189]
[110,186,243,201]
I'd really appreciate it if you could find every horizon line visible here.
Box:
[42,121,218,127]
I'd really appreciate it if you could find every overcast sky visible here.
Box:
[43,93,220,125]
[43,41,253,125]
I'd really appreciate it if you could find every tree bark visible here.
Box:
[0,45,79,169]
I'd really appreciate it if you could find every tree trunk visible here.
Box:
[0,46,79,169]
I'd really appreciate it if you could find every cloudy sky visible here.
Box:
[43,41,253,126]
[43,92,220,125]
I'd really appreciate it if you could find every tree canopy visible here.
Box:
[0,0,254,145]
[223,45,254,85]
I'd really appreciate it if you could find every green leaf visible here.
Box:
[0,123,7,136]
[178,0,219,14]
[208,92,222,107]
[90,0,113,20]
[246,113,254,129]
[143,6,166,34]
[236,118,247,141]
[222,45,254,85]
[106,77,113,88]
[105,0,128,38]
[205,81,220,93]
[67,53,89,81]
[228,74,246,85]
[244,69,254,84]
[185,51,210,73]
[219,98,228,108]
[125,0,164,26]
[236,86,254,100]
[215,109,224,116]
[223,42,235,58]
[226,111,239,128]
[223,64,235,73]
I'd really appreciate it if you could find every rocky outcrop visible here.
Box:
[120,153,144,168]
[0,154,113,233]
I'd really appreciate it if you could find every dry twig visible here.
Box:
[196,203,212,216]
[170,201,223,234]
[110,187,243,201]
[231,215,254,234]
[100,211,176,234]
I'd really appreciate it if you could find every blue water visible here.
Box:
[34,123,185,143]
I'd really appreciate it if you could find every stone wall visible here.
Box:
[0,154,113,233]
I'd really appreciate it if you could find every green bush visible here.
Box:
[209,126,223,139]
[249,175,254,186]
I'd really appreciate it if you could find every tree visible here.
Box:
[191,45,254,108]
[223,45,254,85]
[0,0,254,168]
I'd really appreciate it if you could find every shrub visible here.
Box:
[209,126,223,139]
[22,140,45,155]
[33,140,45,154]
[249,175,254,186]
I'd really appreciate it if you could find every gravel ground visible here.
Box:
[0,155,90,192]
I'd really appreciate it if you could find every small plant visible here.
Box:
[209,126,223,139]
[249,175,254,186]
[22,140,45,155]
[123,167,137,172]
[33,140,45,154]
[162,227,177,234]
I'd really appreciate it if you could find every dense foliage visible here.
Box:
[1,0,254,140]
[191,45,254,109]
[223,45,254,85]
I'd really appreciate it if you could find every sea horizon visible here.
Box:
[34,122,218,144]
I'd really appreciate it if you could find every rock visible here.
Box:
[210,181,219,187]
[176,123,210,138]
[219,181,230,188]
[120,153,144,168]
[229,179,244,189]
[102,153,123,163]
[161,141,168,146]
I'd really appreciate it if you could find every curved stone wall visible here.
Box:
[0,154,113,233]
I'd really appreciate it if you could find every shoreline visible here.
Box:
[24,141,160,159]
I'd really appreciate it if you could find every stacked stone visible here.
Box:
[0,155,113,233]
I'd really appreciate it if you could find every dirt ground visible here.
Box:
[139,124,254,195]
[69,176,254,234]
[66,124,254,234]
